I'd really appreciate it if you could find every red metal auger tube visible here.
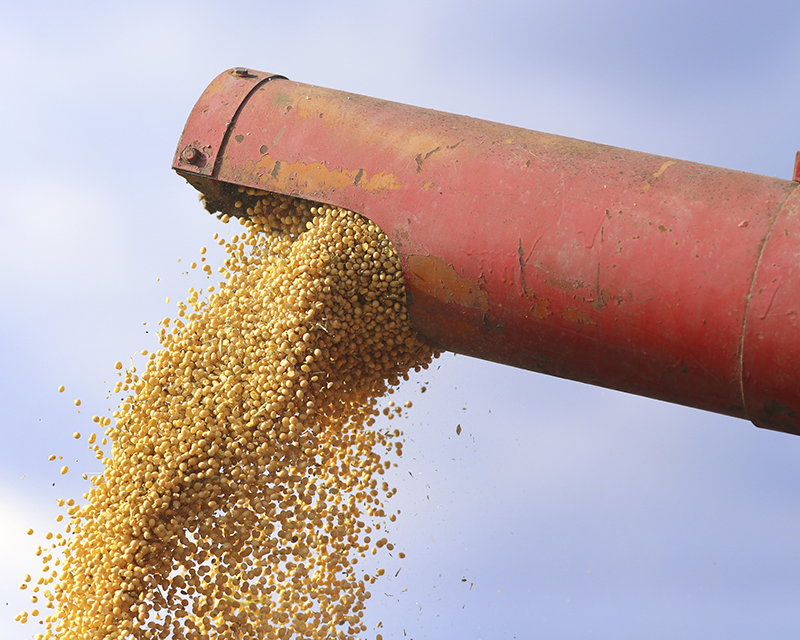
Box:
[173,68,800,436]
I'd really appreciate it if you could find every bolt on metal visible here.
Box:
[182,146,201,164]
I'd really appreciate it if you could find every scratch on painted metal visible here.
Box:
[414,147,442,173]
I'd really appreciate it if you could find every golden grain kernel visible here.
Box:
[59,466,69,475]
[57,385,65,393]
[21,192,438,639]
[72,432,80,440]
[73,399,81,407]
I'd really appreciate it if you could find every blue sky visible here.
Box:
[2,1,800,638]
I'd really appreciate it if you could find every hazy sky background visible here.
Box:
[2,1,800,638]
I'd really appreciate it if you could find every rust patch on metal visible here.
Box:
[531,299,551,319]
[561,307,597,325]
[595,288,624,308]
[251,154,402,193]
[407,255,489,310]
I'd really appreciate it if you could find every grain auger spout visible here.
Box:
[173,67,800,436]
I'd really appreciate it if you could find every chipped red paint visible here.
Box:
[174,69,800,435]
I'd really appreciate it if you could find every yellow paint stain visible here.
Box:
[363,172,402,192]
[422,180,439,190]
[561,307,597,325]
[642,160,677,191]
[252,154,402,193]
[652,160,677,179]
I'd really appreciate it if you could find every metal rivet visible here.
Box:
[232,67,250,78]
[182,146,200,164]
